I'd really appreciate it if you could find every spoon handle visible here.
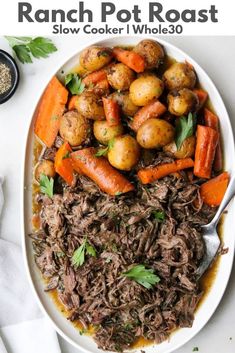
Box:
[210,174,235,227]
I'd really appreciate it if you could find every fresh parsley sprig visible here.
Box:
[39,174,54,198]
[122,265,160,289]
[175,112,196,150]
[152,211,165,222]
[65,73,85,95]
[5,36,57,64]
[72,237,96,267]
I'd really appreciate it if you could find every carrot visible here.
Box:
[204,108,223,171]
[113,47,145,73]
[200,172,229,207]
[194,125,219,179]
[131,100,167,131]
[34,76,68,148]
[193,89,208,109]
[68,95,78,110]
[82,69,107,86]
[102,97,121,126]
[138,158,194,184]
[55,142,74,186]
[71,148,134,196]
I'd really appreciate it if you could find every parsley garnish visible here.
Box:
[5,36,57,64]
[62,151,70,160]
[192,348,199,352]
[65,73,85,95]
[72,237,96,267]
[95,138,115,157]
[39,174,54,198]
[175,112,196,150]
[152,211,165,222]
[122,265,160,289]
[115,191,123,196]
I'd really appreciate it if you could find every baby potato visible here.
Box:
[133,39,165,70]
[76,92,105,120]
[163,136,196,159]
[167,88,199,116]
[80,46,113,72]
[107,64,135,91]
[93,120,124,145]
[110,91,139,116]
[163,62,196,91]
[60,111,90,147]
[130,75,164,106]
[137,118,175,149]
[108,135,140,171]
[34,160,55,183]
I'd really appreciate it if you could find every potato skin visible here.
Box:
[93,120,124,145]
[80,46,113,72]
[109,91,139,116]
[137,118,175,149]
[35,160,55,182]
[59,111,90,147]
[75,92,105,120]
[108,135,140,171]
[107,64,135,91]
[130,76,164,106]
[134,40,165,70]
[163,62,196,91]
[163,136,196,159]
[167,88,199,116]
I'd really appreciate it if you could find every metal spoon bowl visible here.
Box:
[196,174,235,278]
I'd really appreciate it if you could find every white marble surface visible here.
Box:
[0,36,235,353]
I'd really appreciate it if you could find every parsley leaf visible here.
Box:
[152,211,165,222]
[72,238,96,268]
[192,348,199,352]
[122,265,160,289]
[62,151,70,160]
[65,73,85,95]
[175,112,196,150]
[39,174,54,198]
[5,36,57,64]
[95,138,115,157]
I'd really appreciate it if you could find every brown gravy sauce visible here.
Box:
[31,54,225,349]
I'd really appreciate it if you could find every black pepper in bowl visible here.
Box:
[0,49,19,104]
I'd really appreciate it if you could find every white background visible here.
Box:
[0,35,235,353]
[0,0,235,36]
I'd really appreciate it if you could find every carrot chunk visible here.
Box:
[102,97,121,126]
[194,125,218,179]
[138,158,194,184]
[200,172,229,206]
[113,47,145,73]
[204,108,223,172]
[34,76,68,148]
[82,69,107,86]
[71,148,134,196]
[55,142,74,186]
[193,89,208,109]
[131,100,167,132]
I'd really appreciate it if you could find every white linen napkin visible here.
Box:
[0,177,61,353]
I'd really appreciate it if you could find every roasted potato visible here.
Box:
[163,62,196,91]
[80,46,113,72]
[34,160,55,182]
[130,75,164,106]
[107,64,135,91]
[137,118,175,149]
[60,111,90,147]
[133,40,164,70]
[75,92,105,120]
[108,135,140,171]
[163,136,196,159]
[109,91,139,116]
[167,88,199,116]
[93,120,124,145]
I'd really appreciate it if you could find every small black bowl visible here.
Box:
[0,49,20,104]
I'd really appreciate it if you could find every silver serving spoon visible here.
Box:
[196,174,235,278]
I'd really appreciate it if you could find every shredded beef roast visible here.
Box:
[31,169,216,352]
